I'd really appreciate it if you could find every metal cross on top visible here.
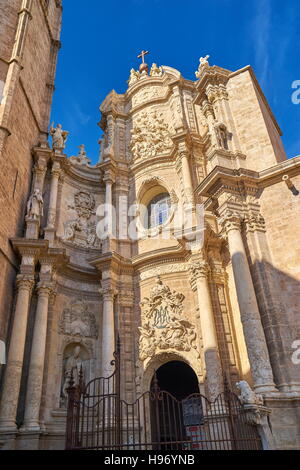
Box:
[137,50,149,64]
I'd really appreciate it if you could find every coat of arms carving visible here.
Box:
[59,299,98,339]
[138,277,198,361]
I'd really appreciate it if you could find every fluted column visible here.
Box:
[220,213,276,393]
[46,162,61,230]
[0,276,34,431]
[22,282,53,431]
[100,288,117,378]
[190,260,223,400]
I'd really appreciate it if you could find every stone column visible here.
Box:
[103,171,115,250]
[202,100,218,148]
[179,150,194,206]
[100,288,117,378]
[190,260,223,400]
[0,275,34,431]
[220,213,276,393]
[22,282,53,431]
[46,161,61,230]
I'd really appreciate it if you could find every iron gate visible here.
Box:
[65,344,262,450]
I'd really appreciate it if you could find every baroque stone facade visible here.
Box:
[0,7,300,450]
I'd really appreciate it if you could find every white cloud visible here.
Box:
[252,0,272,89]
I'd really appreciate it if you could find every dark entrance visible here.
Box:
[65,342,262,450]
[153,361,199,399]
[150,361,204,449]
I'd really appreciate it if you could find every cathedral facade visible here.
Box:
[1,0,300,451]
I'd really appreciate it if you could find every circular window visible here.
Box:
[146,193,171,229]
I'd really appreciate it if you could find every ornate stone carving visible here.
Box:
[140,263,189,281]
[195,55,210,78]
[189,260,209,287]
[59,298,98,339]
[62,191,101,248]
[150,63,164,77]
[130,111,172,160]
[49,122,68,150]
[236,381,264,405]
[128,68,140,86]
[218,210,242,234]
[69,144,92,166]
[244,213,266,232]
[26,189,43,221]
[138,278,198,361]
[73,191,95,219]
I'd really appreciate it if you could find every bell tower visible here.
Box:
[0,0,62,393]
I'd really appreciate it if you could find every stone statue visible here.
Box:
[150,63,163,77]
[70,144,92,166]
[49,122,69,150]
[61,344,90,406]
[26,189,43,220]
[236,380,264,406]
[195,55,210,78]
[128,68,140,86]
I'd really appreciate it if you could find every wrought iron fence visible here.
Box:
[65,342,261,451]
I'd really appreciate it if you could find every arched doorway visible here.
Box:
[150,361,204,449]
[152,360,199,399]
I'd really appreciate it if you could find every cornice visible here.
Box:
[59,262,99,282]
[60,158,103,187]
[129,148,177,174]
[131,243,188,270]
[11,238,49,256]
[88,251,133,274]
[196,157,300,199]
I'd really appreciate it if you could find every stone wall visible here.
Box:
[0,0,62,358]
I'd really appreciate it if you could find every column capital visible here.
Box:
[244,212,266,233]
[189,260,209,289]
[33,158,47,178]
[201,99,215,118]
[16,275,35,292]
[99,288,118,300]
[218,210,242,234]
[103,172,116,185]
[51,161,62,178]
[36,282,55,297]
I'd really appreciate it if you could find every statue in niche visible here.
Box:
[60,344,91,407]
[26,189,44,220]
[50,122,69,150]
[215,123,229,150]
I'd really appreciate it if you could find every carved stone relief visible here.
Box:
[138,278,198,361]
[62,191,101,249]
[130,111,173,160]
[59,298,98,339]
[131,85,166,108]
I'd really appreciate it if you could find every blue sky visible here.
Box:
[51,0,300,164]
